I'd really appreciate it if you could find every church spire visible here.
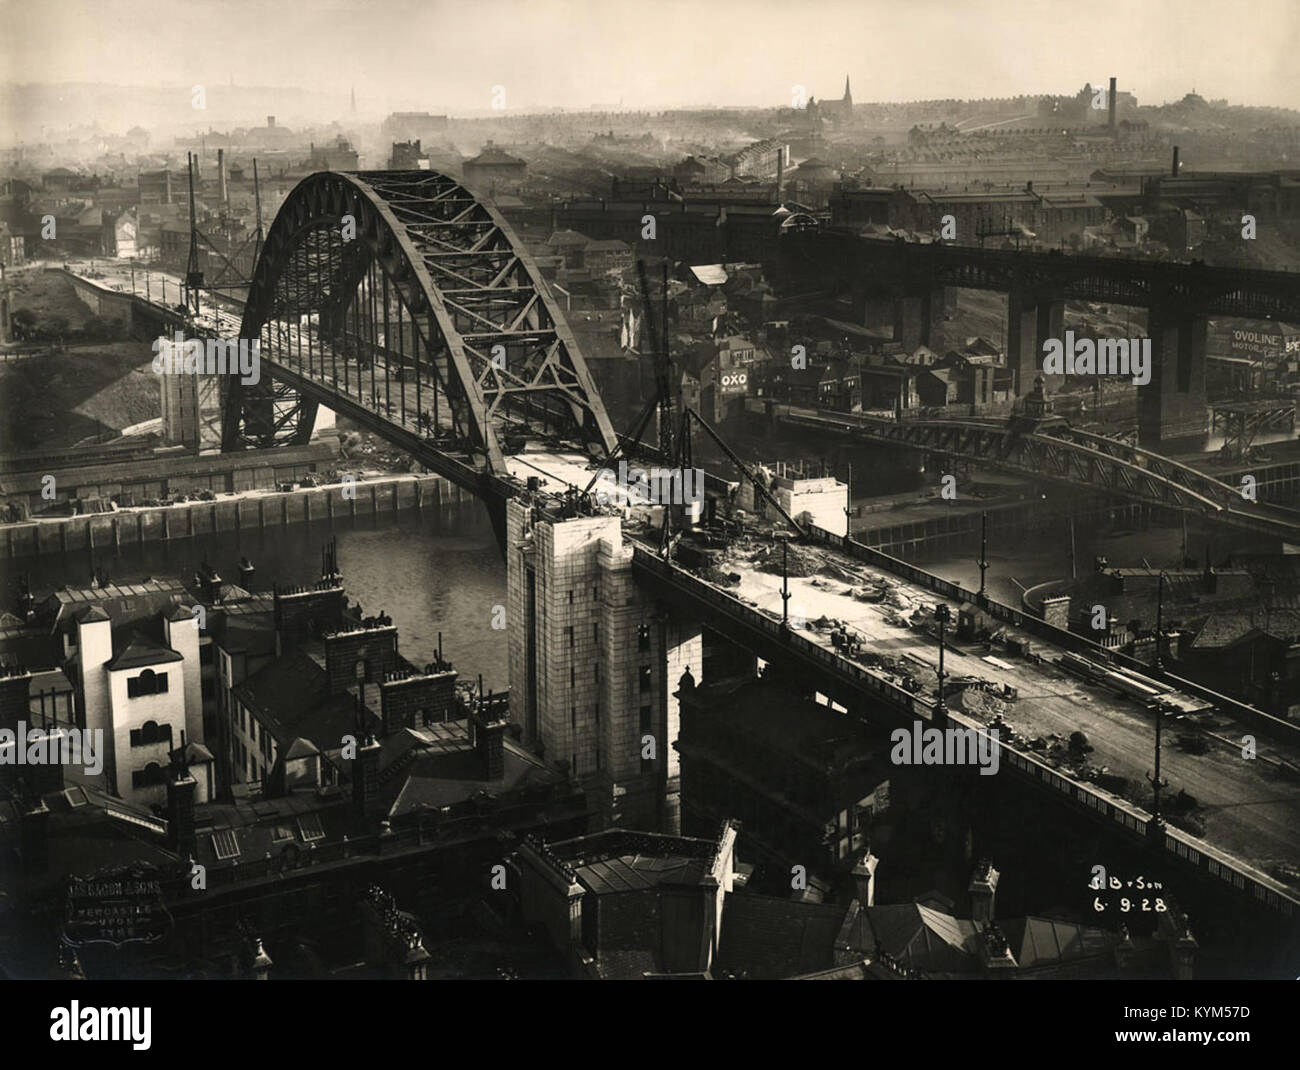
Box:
[843,75,852,105]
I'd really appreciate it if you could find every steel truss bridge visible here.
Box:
[221,170,618,536]
[776,406,1300,539]
[211,170,1300,543]
[790,231,1300,319]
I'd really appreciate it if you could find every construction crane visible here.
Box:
[582,259,807,551]
[581,259,675,496]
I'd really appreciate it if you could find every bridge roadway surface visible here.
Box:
[624,520,1300,895]
[65,264,1300,893]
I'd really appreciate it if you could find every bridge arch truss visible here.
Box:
[222,170,617,472]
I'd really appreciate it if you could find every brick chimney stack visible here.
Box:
[195,561,223,605]
[1108,77,1117,131]
[352,731,383,821]
[167,739,198,858]
[474,693,508,781]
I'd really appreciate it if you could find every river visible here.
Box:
[7,502,510,691]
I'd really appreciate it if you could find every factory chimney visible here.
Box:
[1172,146,1180,177]
[217,148,228,207]
[776,145,785,202]
[1108,77,1117,131]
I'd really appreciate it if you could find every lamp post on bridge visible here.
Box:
[1153,570,1167,672]
[844,462,853,539]
[977,510,989,606]
[1146,570,1170,834]
[779,534,791,630]
[934,603,952,724]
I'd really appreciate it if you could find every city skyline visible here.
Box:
[3,0,1299,116]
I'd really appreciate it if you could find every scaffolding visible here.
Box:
[1211,399,1296,461]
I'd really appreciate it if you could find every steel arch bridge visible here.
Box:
[777,406,1300,540]
[222,170,618,486]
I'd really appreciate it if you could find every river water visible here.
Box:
[8,502,511,691]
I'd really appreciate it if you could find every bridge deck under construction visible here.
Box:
[625,520,1300,897]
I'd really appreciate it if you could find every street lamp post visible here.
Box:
[844,462,853,537]
[780,536,791,629]
[1147,569,1169,832]
[1153,570,1166,671]
[934,603,952,721]
[977,510,989,605]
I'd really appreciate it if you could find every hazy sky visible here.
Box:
[4,0,1299,113]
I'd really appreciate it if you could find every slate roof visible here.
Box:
[378,721,564,818]
[1000,916,1114,968]
[863,903,981,973]
[0,784,177,895]
[715,892,849,978]
[232,648,363,753]
[208,612,277,656]
[107,630,183,671]
[47,578,188,636]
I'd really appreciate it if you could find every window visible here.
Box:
[571,706,577,728]
[637,624,651,651]
[570,665,575,688]
[129,720,173,748]
[565,625,574,648]
[297,813,326,842]
[593,622,599,644]
[127,669,169,697]
[131,762,166,789]
[211,828,240,861]
[639,666,651,692]
[568,590,574,604]
[639,705,652,734]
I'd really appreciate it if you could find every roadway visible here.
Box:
[642,527,1300,893]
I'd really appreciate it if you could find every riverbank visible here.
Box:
[0,472,476,560]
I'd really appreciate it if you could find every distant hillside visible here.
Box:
[0,81,351,146]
